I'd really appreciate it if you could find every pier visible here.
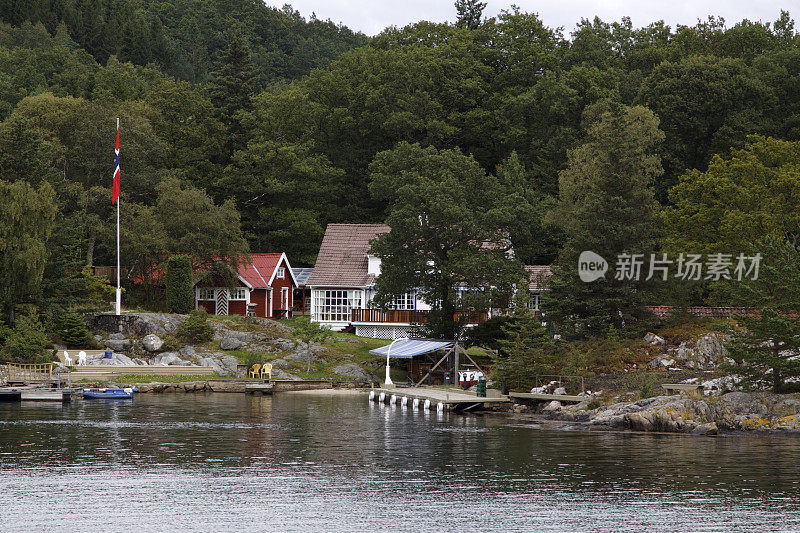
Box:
[370,386,510,412]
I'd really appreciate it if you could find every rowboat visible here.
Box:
[82,387,136,399]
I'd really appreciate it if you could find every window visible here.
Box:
[229,288,247,300]
[313,289,362,322]
[276,267,285,279]
[198,288,215,301]
[387,291,415,310]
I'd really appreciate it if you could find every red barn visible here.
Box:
[194,253,297,319]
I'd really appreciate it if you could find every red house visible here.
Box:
[194,253,297,319]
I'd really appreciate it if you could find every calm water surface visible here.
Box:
[1,392,800,532]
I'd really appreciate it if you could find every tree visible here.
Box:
[207,32,257,160]
[291,317,332,373]
[724,238,800,393]
[0,179,57,324]
[2,313,50,362]
[545,103,664,338]
[368,142,523,340]
[455,0,485,30]
[165,254,193,314]
[494,287,557,391]
[60,312,91,348]
[664,137,800,255]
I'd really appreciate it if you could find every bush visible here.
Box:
[60,312,91,347]
[2,315,50,362]
[178,309,214,343]
[166,255,193,314]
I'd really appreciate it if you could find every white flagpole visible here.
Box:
[115,117,121,316]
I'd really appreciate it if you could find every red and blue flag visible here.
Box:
[112,120,120,204]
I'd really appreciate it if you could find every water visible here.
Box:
[1,392,800,532]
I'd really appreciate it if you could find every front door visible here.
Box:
[281,287,289,314]
[215,288,229,316]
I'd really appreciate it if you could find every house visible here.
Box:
[307,224,495,339]
[194,253,297,319]
[292,267,314,315]
[524,265,552,312]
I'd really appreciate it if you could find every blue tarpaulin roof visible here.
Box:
[369,339,453,359]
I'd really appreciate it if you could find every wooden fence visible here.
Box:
[5,363,53,383]
[350,309,488,324]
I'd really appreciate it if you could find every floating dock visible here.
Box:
[370,387,510,412]
[0,386,73,402]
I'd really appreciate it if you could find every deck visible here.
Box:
[508,392,585,403]
[351,309,488,324]
[371,386,510,411]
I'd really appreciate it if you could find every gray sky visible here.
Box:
[264,0,791,36]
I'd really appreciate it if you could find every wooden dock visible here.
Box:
[371,387,510,412]
[508,392,585,403]
[0,386,73,402]
[70,365,215,381]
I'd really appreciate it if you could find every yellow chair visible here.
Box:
[248,363,261,379]
[260,363,272,381]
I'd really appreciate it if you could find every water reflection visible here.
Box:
[1,392,800,531]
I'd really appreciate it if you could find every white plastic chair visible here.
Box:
[77,351,87,366]
[63,351,72,366]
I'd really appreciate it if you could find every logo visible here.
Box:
[578,251,608,282]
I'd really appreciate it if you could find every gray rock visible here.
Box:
[195,354,240,376]
[142,334,164,352]
[219,337,244,351]
[154,352,188,366]
[179,346,197,358]
[553,387,567,395]
[644,332,665,345]
[332,363,369,379]
[543,400,562,411]
[93,335,103,342]
[272,369,302,380]
[270,358,291,370]
[108,333,127,340]
[104,338,131,352]
[90,312,185,337]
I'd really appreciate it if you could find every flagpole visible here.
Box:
[115,117,121,316]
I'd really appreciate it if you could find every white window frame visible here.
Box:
[198,288,215,301]
[229,287,248,301]
[276,267,285,279]
[312,289,362,322]
[387,291,415,310]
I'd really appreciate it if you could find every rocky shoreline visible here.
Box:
[506,392,800,435]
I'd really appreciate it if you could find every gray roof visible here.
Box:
[306,224,390,288]
[292,267,314,287]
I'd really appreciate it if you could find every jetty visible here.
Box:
[0,386,74,402]
[370,386,510,412]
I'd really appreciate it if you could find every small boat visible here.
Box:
[83,387,136,399]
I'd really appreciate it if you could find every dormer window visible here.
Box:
[276,267,285,279]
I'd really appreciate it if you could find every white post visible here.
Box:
[384,337,408,386]
[115,117,121,316]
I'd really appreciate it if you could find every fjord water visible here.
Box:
[1,393,799,532]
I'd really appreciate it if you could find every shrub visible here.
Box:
[2,315,50,362]
[60,312,91,347]
[166,255,193,314]
[178,309,214,343]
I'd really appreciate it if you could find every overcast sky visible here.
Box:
[264,0,791,36]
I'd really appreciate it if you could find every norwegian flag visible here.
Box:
[112,119,120,204]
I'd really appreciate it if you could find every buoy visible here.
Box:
[379,392,386,403]
[369,390,375,401]
[424,399,431,410]
[413,398,420,409]
[401,396,408,407]
[390,394,397,405]
[437,402,444,412]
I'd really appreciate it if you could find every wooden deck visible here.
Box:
[508,392,585,403]
[0,386,73,402]
[372,387,510,411]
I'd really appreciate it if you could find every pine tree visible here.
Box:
[60,312,91,348]
[545,103,664,338]
[165,254,193,314]
[207,32,257,161]
[455,0,486,29]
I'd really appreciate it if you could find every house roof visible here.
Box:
[292,267,314,287]
[193,253,297,289]
[306,224,391,288]
[524,265,552,291]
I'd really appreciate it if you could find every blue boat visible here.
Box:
[83,387,136,399]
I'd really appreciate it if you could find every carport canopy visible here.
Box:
[369,339,453,359]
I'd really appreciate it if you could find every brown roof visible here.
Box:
[306,224,391,288]
[524,265,552,291]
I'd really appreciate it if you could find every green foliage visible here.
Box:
[545,103,663,338]
[0,179,57,323]
[464,315,514,352]
[59,312,90,348]
[455,0,486,30]
[369,142,524,339]
[2,313,50,362]
[166,255,193,314]
[178,309,214,344]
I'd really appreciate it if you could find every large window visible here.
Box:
[313,289,362,322]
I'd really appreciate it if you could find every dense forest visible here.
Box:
[3,0,800,351]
